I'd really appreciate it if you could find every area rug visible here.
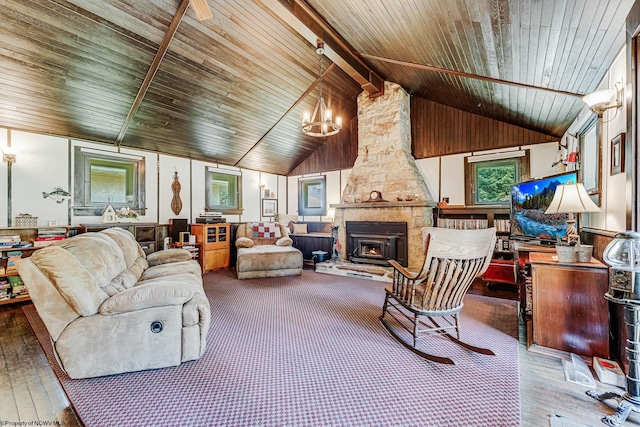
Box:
[24,270,521,426]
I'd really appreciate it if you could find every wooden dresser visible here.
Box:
[529,252,609,359]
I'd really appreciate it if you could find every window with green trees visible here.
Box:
[205,167,242,214]
[73,146,146,216]
[464,151,530,206]
[474,159,518,204]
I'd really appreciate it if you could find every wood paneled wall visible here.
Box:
[411,97,559,158]
[289,95,558,176]
[288,115,358,176]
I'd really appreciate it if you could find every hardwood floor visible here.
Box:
[1,284,639,427]
[0,301,80,426]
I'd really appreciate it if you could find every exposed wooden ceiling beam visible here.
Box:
[359,53,585,99]
[190,0,213,21]
[114,0,190,146]
[258,0,384,97]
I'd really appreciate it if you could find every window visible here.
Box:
[74,147,145,216]
[465,151,530,206]
[205,167,242,214]
[298,176,326,216]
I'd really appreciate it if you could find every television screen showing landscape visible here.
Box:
[510,171,578,241]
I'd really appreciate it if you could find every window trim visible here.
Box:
[578,117,601,206]
[464,150,530,206]
[204,167,243,215]
[298,176,327,216]
[73,147,146,216]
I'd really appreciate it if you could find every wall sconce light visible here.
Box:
[3,146,17,165]
[583,82,624,116]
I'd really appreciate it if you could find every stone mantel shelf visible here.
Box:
[331,201,433,209]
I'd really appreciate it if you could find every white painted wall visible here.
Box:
[415,157,439,202]
[438,153,468,205]
[0,129,8,227]
[158,154,191,224]
[11,131,69,227]
[601,49,627,232]
[0,130,284,229]
[562,47,627,232]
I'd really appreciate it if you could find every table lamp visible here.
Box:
[545,182,600,245]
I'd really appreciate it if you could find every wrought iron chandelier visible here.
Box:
[302,41,342,137]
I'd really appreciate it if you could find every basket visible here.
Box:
[15,214,38,227]
[555,245,576,263]
[575,245,594,263]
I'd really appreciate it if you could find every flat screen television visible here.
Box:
[510,171,579,243]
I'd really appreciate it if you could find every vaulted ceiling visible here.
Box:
[0,0,634,175]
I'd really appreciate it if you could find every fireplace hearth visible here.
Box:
[346,221,408,267]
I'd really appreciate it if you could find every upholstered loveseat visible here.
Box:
[235,222,303,279]
[16,227,211,379]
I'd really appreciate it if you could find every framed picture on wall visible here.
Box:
[262,198,277,217]
[610,133,625,175]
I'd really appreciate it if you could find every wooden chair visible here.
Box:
[380,226,497,364]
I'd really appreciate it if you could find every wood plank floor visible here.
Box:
[1,283,639,427]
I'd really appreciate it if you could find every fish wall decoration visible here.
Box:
[43,187,71,203]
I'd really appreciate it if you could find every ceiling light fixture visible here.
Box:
[302,41,342,137]
[583,82,624,116]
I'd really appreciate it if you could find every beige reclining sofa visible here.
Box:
[235,222,303,279]
[17,227,211,379]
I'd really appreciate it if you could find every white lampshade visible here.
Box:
[582,89,616,110]
[545,183,601,214]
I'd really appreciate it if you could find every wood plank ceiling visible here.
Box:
[0,0,634,175]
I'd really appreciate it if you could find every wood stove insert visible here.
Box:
[346,221,408,267]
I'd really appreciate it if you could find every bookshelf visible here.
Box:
[435,206,517,289]
[0,226,81,305]
[434,206,512,258]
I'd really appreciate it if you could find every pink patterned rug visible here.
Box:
[24,270,521,426]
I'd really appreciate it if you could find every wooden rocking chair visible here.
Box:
[380,226,497,364]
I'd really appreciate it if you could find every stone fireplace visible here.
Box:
[332,82,436,269]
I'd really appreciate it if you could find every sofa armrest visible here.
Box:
[146,248,192,266]
[98,280,195,315]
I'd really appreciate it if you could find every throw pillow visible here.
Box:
[251,222,282,238]
[292,223,308,234]
[275,237,293,247]
[236,237,254,248]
